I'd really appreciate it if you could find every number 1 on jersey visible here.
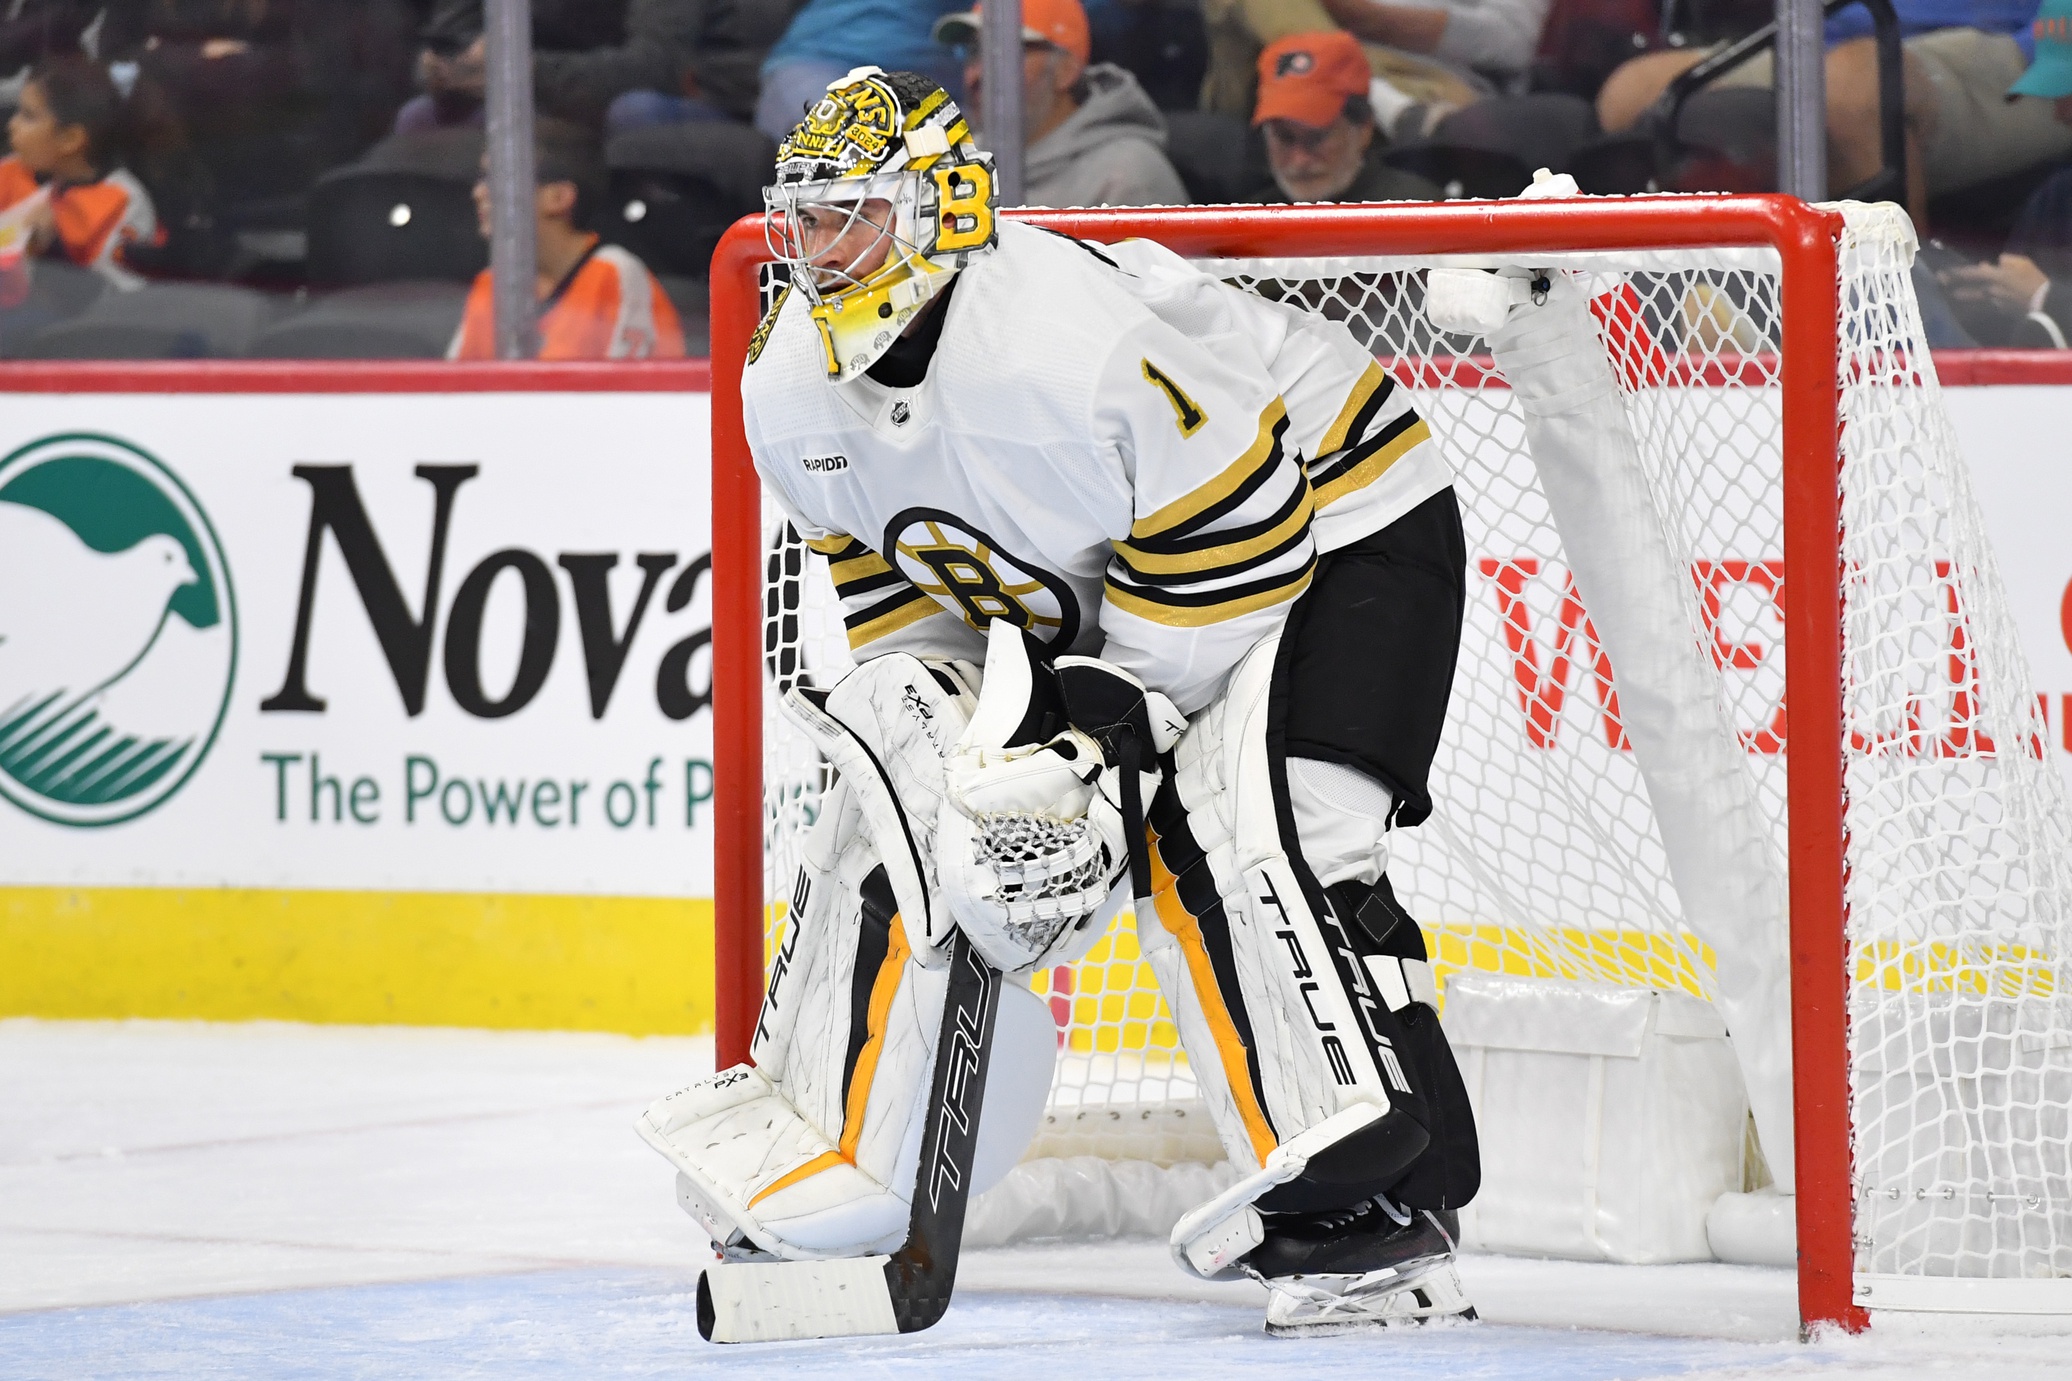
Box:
[1142,359,1208,437]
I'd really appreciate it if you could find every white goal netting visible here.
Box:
[754,201,2072,1286]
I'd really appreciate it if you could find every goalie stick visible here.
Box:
[696,930,1003,1344]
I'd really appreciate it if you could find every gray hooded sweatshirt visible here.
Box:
[1019,64,1190,209]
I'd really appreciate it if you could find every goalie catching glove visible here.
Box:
[937,620,1185,975]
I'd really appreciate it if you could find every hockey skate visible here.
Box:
[1252,1201,1476,1336]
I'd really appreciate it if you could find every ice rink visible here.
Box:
[4,1019,2066,1379]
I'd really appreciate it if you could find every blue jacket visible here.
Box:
[1824,0,2041,59]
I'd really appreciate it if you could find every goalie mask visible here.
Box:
[765,67,999,381]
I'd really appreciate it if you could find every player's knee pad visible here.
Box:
[639,782,1056,1261]
[1285,755,1393,889]
[1141,637,1430,1209]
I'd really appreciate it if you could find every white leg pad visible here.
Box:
[1144,637,1406,1183]
[638,1065,909,1260]
[1169,1102,1385,1280]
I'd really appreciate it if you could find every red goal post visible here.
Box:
[707,196,1860,1333]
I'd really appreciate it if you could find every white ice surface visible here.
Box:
[4,1018,2068,1379]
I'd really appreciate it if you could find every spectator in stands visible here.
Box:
[104,1,417,212]
[1201,0,1553,123]
[395,1,489,134]
[1085,0,1208,111]
[1595,0,2072,221]
[1939,0,2072,345]
[594,0,796,132]
[936,0,1190,207]
[1248,29,1438,201]
[755,0,966,141]
[0,4,100,88]
[0,56,158,292]
[450,117,684,359]
[397,1,788,134]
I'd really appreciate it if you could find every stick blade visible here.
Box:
[697,1256,901,1343]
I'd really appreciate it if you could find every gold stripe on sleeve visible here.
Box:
[829,549,894,585]
[846,591,941,649]
[1312,417,1431,509]
[806,533,858,556]
[1129,398,1288,542]
[1112,483,1313,577]
[1317,360,1389,458]
[1104,564,1313,628]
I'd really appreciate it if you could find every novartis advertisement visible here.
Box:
[0,380,2066,905]
[0,391,715,897]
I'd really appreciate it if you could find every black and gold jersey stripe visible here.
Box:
[1105,550,1315,628]
[1110,474,1313,585]
[1309,410,1431,509]
[1105,394,1315,629]
[1127,399,1291,546]
[844,585,938,647]
[825,541,906,602]
[810,532,945,650]
[1317,359,1393,458]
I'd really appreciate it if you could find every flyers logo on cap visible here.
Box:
[1275,50,1316,78]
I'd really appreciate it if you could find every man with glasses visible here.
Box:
[1252,30,1438,203]
[935,0,1189,206]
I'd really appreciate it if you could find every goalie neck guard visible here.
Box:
[765,67,999,381]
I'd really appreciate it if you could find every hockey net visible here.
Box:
[712,197,2072,1327]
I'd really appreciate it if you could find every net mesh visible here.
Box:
[755,201,2072,1281]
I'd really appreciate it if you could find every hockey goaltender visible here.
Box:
[639,66,1482,1341]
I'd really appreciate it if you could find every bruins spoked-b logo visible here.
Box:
[884,509,1079,648]
[0,434,237,826]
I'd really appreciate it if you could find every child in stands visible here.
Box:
[0,56,158,293]
[449,117,686,360]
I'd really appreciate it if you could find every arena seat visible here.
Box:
[306,169,485,288]
[248,281,469,359]
[1570,86,1774,195]
[350,128,488,183]
[1382,142,1535,200]
[17,282,277,359]
[656,275,710,356]
[603,123,774,279]
[0,261,108,357]
[1160,110,1267,204]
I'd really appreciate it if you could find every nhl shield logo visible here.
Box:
[0,433,237,826]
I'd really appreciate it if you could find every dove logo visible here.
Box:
[0,434,237,826]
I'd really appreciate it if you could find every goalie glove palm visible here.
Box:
[938,623,1183,974]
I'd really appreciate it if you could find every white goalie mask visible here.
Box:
[763,66,999,381]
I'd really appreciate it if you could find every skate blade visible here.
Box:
[1264,1304,1479,1338]
[1262,1258,1477,1337]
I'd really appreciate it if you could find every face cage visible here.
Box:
[763,174,930,308]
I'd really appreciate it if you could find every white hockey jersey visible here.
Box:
[742,220,1453,712]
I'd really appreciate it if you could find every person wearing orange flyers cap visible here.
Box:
[935,0,1190,206]
[1250,30,1437,203]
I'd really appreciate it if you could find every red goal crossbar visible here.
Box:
[706,196,1863,1335]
